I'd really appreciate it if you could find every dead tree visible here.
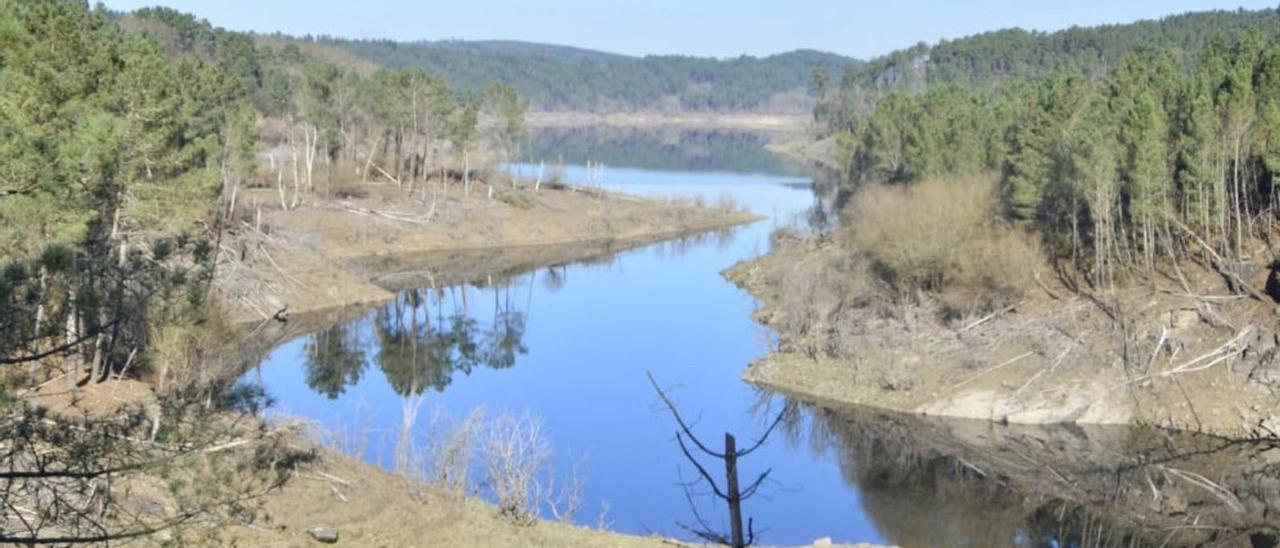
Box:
[647,372,784,548]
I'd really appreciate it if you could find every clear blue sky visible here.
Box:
[102,0,1278,58]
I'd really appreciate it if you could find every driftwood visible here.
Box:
[339,205,432,226]
[1165,215,1269,303]
[958,302,1020,334]
[951,351,1036,390]
[1118,326,1255,387]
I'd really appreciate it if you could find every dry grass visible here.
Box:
[844,174,1039,310]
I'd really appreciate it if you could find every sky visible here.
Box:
[101,0,1279,59]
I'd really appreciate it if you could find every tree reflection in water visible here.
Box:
[800,403,1280,547]
[302,323,367,399]
[302,280,531,399]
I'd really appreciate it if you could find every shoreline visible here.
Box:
[203,181,762,546]
[724,235,1280,439]
[216,180,760,326]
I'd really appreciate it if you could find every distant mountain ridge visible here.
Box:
[308,37,860,112]
[847,7,1280,91]
[419,40,632,63]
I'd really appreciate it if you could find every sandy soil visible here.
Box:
[726,233,1280,437]
[216,176,758,324]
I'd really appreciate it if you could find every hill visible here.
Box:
[845,8,1280,92]
[313,37,859,112]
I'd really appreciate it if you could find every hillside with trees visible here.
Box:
[731,6,1280,439]
[289,37,859,112]
[814,8,1280,135]
[813,7,1280,285]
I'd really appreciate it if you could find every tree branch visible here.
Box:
[648,371,724,458]
[676,433,727,501]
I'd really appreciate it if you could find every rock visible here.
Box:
[1162,309,1199,330]
[307,526,339,544]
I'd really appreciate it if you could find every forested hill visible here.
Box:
[309,38,859,112]
[845,7,1280,92]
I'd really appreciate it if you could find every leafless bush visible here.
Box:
[715,192,745,213]
[366,404,588,525]
[331,182,370,200]
[845,174,1039,310]
[545,455,587,523]
[481,411,551,525]
[427,407,486,497]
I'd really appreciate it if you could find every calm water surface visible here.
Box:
[245,131,1277,546]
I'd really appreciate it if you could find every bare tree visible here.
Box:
[647,372,785,548]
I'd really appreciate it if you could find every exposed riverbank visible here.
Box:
[806,402,1280,546]
[727,231,1280,438]
[215,177,759,325]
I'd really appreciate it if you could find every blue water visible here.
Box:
[247,144,886,544]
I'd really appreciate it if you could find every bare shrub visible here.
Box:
[845,173,1038,309]
[427,407,486,497]
[481,411,551,525]
[331,182,370,200]
[494,188,534,209]
[715,191,744,213]
[545,455,587,523]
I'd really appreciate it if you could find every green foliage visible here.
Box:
[484,83,529,162]
[847,9,1280,93]
[306,39,855,111]
[822,9,1280,284]
[0,0,248,381]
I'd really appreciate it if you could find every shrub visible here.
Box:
[495,189,533,209]
[844,173,1037,306]
[331,182,370,200]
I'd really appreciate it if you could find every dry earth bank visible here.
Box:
[215,177,759,325]
[727,231,1280,438]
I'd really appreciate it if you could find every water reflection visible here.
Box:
[806,403,1280,547]
[302,323,367,399]
[252,137,868,542]
[303,284,531,399]
[529,127,800,175]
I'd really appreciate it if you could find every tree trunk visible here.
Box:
[724,434,744,548]
[362,135,379,183]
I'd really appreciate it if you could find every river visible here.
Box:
[243,128,1280,546]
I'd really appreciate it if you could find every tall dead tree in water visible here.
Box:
[647,372,785,548]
